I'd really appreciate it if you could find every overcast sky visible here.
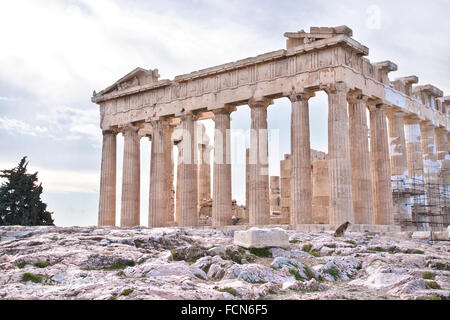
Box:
[0,0,449,226]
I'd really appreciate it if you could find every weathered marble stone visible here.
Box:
[233,228,289,249]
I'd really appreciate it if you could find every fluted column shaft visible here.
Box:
[404,118,424,179]
[98,130,117,226]
[198,144,212,202]
[348,94,374,225]
[420,122,439,185]
[327,82,354,226]
[178,114,198,227]
[121,128,140,227]
[387,111,410,227]
[435,128,450,185]
[387,111,409,178]
[289,92,313,225]
[248,98,271,225]
[245,148,250,218]
[369,105,394,225]
[421,122,441,229]
[212,110,232,227]
[149,120,171,227]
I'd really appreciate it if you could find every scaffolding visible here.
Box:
[392,169,450,231]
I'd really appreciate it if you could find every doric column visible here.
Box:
[248,98,272,226]
[326,82,354,226]
[120,126,140,227]
[435,127,450,185]
[369,104,394,225]
[98,130,117,226]
[212,108,233,227]
[198,144,212,202]
[166,129,175,223]
[404,117,424,179]
[178,113,198,227]
[149,119,171,227]
[386,110,410,227]
[245,148,250,218]
[280,154,291,223]
[312,160,330,224]
[348,93,374,225]
[420,122,439,185]
[175,140,182,223]
[421,121,441,229]
[436,128,450,226]
[289,92,314,225]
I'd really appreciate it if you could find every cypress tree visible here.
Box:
[0,157,54,226]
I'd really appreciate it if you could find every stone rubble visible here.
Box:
[0,226,448,300]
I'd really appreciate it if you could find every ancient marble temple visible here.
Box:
[92,26,450,231]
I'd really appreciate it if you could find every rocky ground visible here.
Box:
[0,226,449,300]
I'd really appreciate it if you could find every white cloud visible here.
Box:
[0,117,43,137]
[0,161,99,194]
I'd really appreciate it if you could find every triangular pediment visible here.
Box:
[98,67,160,95]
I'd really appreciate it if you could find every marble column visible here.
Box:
[198,144,212,202]
[326,82,354,226]
[404,117,424,179]
[248,98,272,226]
[212,109,232,227]
[421,121,440,229]
[348,93,374,225]
[386,110,410,226]
[289,92,313,225]
[166,131,175,223]
[98,130,117,226]
[435,128,450,226]
[435,127,450,185]
[421,122,439,185]
[245,148,250,218]
[369,104,394,225]
[175,141,182,223]
[178,113,198,227]
[149,120,171,227]
[121,127,140,227]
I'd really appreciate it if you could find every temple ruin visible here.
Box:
[92,26,450,232]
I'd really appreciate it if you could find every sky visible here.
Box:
[0,0,449,227]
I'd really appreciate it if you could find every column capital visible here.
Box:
[323,81,349,95]
[420,120,435,129]
[404,115,421,125]
[248,97,273,109]
[367,101,389,112]
[287,90,315,102]
[102,129,118,136]
[120,124,140,135]
[347,91,368,104]
[385,108,408,119]
[435,126,448,135]
[212,105,236,116]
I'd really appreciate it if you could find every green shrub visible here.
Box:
[425,281,441,290]
[302,244,312,253]
[33,261,51,268]
[218,287,239,296]
[248,248,272,258]
[120,289,134,296]
[17,262,28,269]
[422,272,436,280]
[21,273,44,283]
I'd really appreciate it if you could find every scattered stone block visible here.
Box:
[411,231,431,240]
[233,227,289,249]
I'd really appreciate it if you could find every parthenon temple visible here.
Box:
[92,26,450,232]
